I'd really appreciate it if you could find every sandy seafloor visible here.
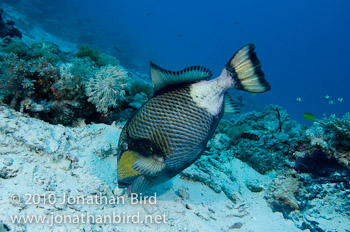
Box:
[0,105,300,232]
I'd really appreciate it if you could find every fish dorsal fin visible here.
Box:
[223,93,240,116]
[131,156,166,176]
[150,61,212,92]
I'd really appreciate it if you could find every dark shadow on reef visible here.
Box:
[0,8,21,39]
[295,150,350,178]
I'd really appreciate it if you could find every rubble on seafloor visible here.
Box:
[1,101,349,231]
[181,105,350,232]
[0,105,300,232]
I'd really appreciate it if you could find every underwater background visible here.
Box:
[2,0,349,123]
[0,0,350,232]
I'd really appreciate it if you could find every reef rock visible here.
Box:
[0,105,303,232]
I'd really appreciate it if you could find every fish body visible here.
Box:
[117,44,271,193]
[303,112,317,122]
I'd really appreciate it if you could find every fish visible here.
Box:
[303,112,317,122]
[117,44,271,193]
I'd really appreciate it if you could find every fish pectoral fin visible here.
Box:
[131,156,166,176]
[223,93,240,116]
[150,61,212,92]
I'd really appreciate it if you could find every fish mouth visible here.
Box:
[117,179,131,188]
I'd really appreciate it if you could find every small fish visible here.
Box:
[338,97,343,103]
[117,44,271,193]
[328,100,334,105]
[325,95,330,99]
[113,46,122,53]
[303,112,317,122]
[296,97,302,102]
[21,99,51,113]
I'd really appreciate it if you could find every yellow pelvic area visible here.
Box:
[117,150,141,180]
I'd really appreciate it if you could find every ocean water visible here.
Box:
[5,0,350,123]
[1,1,350,231]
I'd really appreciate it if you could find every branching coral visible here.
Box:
[0,37,28,58]
[85,65,130,113]
[0,52,32,106]
[211,105,304,174]
[0,8,149,126]
[305,113,350,169]
[59,63,74,81]
[305,123,329,149]
[324,113,350,143]
[75,44,120,67]
[0,36,148,125]
[49,63,78,100]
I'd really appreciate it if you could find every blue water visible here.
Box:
[10,0,350,124]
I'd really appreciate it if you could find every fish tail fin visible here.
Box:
[223,44,271,93]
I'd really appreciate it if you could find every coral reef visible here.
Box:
[0,7,349,231]
[179,106,350,231]
[0,8,153,126]
[0,105,303,232]
[305,113,350,169]
[265,173,301,213]
[85,65,130,113]
[0,52,33,106]
[211,105,306,174]
[128,92,148,109]
[1,98,349,231]
[75,44,120,67]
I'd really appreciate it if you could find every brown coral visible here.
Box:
[265,174,301,211]
[334,152,350,169]
[0,52,32,107]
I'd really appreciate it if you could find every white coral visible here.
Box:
[59,63,74,80]
[85,65,130,113]
[306,123,329,149]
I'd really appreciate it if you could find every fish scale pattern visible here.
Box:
[127,86,214,169]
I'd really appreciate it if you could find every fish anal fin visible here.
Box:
[223,93,240,116]
[150,61,212,92]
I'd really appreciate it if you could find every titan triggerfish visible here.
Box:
[117,44,271,193]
